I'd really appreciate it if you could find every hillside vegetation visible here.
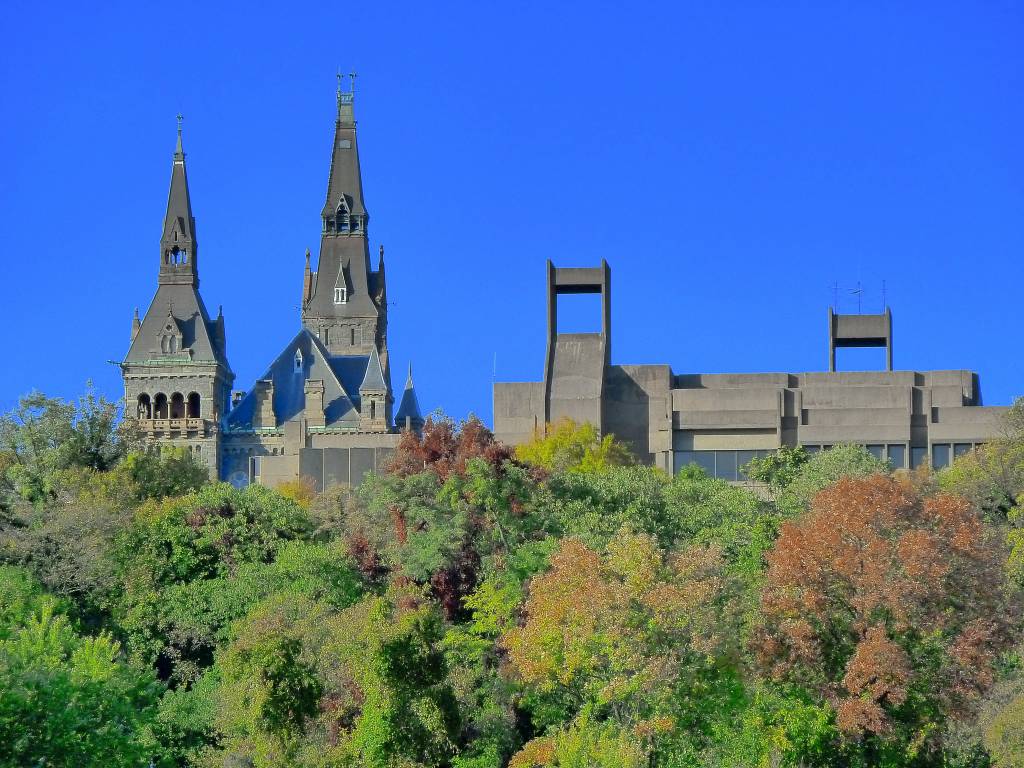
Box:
[1,392,1023,768]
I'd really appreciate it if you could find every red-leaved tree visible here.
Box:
[756,474,1017,751]
[388,415,513,482]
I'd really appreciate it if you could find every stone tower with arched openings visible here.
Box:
[121,119,234,478]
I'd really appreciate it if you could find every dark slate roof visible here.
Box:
[327,354,370,412]
[124,284,226,365]
[360,345,387,392]
[164,142,196,245]
[395,364,423,424]
[226,329,367,430]
[320,113,366,218]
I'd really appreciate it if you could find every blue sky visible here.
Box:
[1,1,1021,422]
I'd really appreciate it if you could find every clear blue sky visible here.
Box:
[1,1,1021,422]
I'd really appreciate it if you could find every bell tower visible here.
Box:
[122,118,234,479]
[301,76,390,374]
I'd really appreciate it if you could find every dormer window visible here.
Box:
[294,350,303,372]
[335,268,348,304]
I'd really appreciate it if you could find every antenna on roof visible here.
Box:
[832,281,838,312]
[881,279,887,311]
[850,281,863,314]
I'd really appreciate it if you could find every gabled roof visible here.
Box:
[360,345,387,392]
[395,364,423,425]
[124,283,227,365]
[226,329,361,429]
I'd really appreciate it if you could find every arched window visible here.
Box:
[154,393,168,419]
[137,394,152,419]
[170,393,185,419]
[187,392,201,418]
[294,350,303,372]
[336,201,350,232]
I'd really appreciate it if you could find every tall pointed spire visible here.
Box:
[159,115,198,286]
[303,73,388,371]
[322,72,366,224]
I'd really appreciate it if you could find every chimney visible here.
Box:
[304,379,325,428]
[252,380,276,429]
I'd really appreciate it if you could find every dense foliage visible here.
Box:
[1,394,1023,767]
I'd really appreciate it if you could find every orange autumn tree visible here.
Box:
[756,474,1018,756]
[501,531,739,765]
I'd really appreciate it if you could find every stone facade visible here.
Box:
[494,261,1010,479]
[123,85,423,489]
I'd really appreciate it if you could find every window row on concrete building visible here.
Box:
[676,441,983,481]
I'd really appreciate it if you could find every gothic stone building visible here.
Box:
[123,86,423,489]
[493,261,1010,479]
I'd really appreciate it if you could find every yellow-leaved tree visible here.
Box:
[514,418,633,474]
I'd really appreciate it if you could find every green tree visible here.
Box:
[774,443,888,516]
[940,397,1024,521]
[112,482,320,680]
[121,447,210,501]
[0,570,162,768]
[542,465,672,550]
[0,387,129,505]
[742,445,810,496]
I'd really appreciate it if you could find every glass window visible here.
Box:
[911,446,927,469]
[887,444,906,469]
[675,451,694,471]
[804,444,821,454]
[932,444,951,469]
[679,450,716,476]
[867,444,884,461]
[737,450,757,480]
[677,451,715,476]
[954,443,972,459]
[715,451,738,481]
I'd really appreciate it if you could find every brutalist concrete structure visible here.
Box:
[123,83,424,489]
[493,261,1009,480]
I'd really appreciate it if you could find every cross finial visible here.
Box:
[174,113,184,156]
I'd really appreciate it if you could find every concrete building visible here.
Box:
[123,82,424,489]
[493,261,1009,479]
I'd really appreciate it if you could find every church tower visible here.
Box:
[302,77,391,388]
[122,119,234,478]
